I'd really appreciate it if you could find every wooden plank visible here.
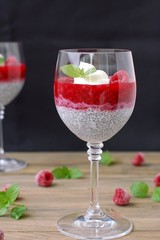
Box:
[0,152,160,239]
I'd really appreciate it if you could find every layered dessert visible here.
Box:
[54,62,136,142]
[0,55,26,105]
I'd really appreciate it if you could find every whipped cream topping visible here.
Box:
[74,61,109,85]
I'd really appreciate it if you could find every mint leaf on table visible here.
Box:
[130,181,149,198]
[152,187,160,202]
[52,166,83,179]
[60,64,96,78]
[0,184,27,219]
[11,205,27,220]
[52,166,70,179]
[0,206,8,216]
[0,192,8,207]
[69,167,83,179]
[5,184,20,205]
[0,184,19,211]
[100,151,115,166]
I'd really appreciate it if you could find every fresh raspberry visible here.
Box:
[110,70,129,83]
[154,173,160,186]
[0,230,4,240]
[35,170,54,187]
[5,56,19,65]
[132,152,145,166]
[113,188,131,206]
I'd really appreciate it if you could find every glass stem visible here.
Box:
[85,142,105,221]
[0,105,5,158]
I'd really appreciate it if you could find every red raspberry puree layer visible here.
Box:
[54,77,136,110]
[0,64,26,82]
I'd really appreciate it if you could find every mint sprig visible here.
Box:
[100,151,115,166]
[11,205,27,220]
[0,184,27,220]
[152,187,160,202]
[52,166,83,179]
[69,167,83,179]
[130,181,149,198]
[60,64,96,78]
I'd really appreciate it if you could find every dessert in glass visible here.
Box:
[54,49,136,239]
[0,42,27,172]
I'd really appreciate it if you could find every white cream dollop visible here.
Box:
[74,61,109,85]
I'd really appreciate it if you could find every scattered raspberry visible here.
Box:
[113,188,131,206]
[132,152,145,166]
[110,70,129,83]
[0,229,4,240]
[5,56,19,65]
[153,173,160,186]
[35,170,54,187]
[2,183,11,191]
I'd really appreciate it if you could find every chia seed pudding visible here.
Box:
[0,81,24,105]
[0,60,26,106]
[56,105,134,142]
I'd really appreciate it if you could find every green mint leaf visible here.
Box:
[100,151,115,166]
[5,184,20,205]
[0,192,8,207]
[60,64,83,78]
[69,167,83,179]
[0,54,5,65]
[11,205,27,220]
[0,184,20,216]
[52,166,83,179]
[0,206,8,216]
[79,68,85,76]
[52,166,70,179]
[84,67,96,76]
[152,187,160,202]
[130,181,149,198]
[60,64,97,78]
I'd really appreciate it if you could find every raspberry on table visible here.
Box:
[154,173,160,186]
[113,188,131,206]
[132,152,145,166]
[35,170,54,187]
[0,229,4,240]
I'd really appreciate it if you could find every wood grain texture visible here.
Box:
[0,151,160,240]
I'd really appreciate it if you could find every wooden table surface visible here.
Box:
[0,151,160,240]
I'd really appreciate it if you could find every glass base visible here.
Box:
[0,158,27,172]
[57,211,133,240]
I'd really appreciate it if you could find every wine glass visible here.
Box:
[0,42,27,172]
[54,49,136,239]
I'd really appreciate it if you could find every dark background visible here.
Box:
[0,0,159,152]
